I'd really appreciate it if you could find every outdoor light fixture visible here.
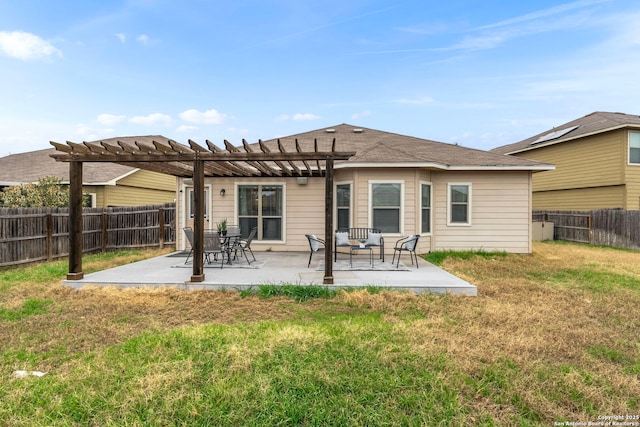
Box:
[219,188,226,196]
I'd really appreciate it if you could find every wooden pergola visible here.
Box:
[50,137,355,284]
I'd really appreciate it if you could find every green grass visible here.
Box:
[241,284,339,301]
[425,249,508,266]
[2,315,467,426]
[0,299,52,321]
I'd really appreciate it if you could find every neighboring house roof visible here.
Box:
[0,135,173,186]
[259,124,553,171]
[491,111,640,155]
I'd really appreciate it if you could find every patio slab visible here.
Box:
[62,251,477,296]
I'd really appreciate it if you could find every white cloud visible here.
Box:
[351,110,372,120]
[75,124,114,141]
[394,96,435,105]
[275,113,321,121]
[115,33,126,43]
[177,125,198,132]
[129,113,172,126]
[97,113,126,126]
[475,0,611,31]
[137,34,150,45]
[179,108,228,124]
[292,113,321,121]
[0,31,62,61]
[228,127,249,136]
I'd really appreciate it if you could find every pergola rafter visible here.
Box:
[50,136,355,285]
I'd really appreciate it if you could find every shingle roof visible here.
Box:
[260,124,552,170]
[0,135,172,185]
[491,112,640,155]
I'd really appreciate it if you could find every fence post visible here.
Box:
[46,213,53,261]
[101,212,108,252]
[158,208,165,249]
[588,211,592,244]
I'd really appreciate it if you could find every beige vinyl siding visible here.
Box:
[625,136,640,209]
[533,185,625,210]
[103,185,175,207]
[117,170,175,191]
[432,171,532,253]
[521,131,624,191]
[176,169,532,254]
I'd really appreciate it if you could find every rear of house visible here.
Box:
[176,124,552,256]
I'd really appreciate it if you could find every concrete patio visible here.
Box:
[62,251,477,295]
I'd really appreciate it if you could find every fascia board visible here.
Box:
[337,162,554,171]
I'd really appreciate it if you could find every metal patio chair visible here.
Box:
[392,234,420,268]
[233,227,257,264]
[305,234,326,267]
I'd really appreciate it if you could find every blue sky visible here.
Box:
[1,0,639,156]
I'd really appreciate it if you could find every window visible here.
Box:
[630,131,640,164]
[238,184,283,240]
[371,182,402,233]
[448,184,471,225]
[421,183,431,233]
[336,183,351,229]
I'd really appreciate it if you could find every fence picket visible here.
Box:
[534,209,640,250]
[0,203,176,267]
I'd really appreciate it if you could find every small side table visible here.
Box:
[350,245,373,268]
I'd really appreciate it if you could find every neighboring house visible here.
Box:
[0,136,176,207]
[492,111,640,210]
[176,124,553,255]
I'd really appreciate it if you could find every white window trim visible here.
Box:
[86,193,97,208]
[334,181,353,230]
[368,180,404,235]
[234,182,287,244]
[447,183,472,227]
[628,131,640,166]
[419,181,432,235]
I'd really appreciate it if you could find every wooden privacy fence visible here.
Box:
[533,209,640,250]
[0,203,176,267]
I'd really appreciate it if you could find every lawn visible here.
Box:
[1,242,639,426]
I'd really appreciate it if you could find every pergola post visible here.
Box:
[67,160,84,280]
[190,158,205,282]
[323,157,334,284]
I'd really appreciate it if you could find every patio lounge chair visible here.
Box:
[233,227,257,264]
[204,231,226,268]
[392,234,420,268]
[305,234,325,267]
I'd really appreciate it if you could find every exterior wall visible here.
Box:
[432,171,532,253]
[117,170,175,192]
[513,129,629,210]
[81,171,176,208]
[624,132,640,209]
[532,186,625,210]
[175,168,533,254]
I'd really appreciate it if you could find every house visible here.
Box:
[492,111,640,210]
[0,136,176,207]
[174,124,554,255]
